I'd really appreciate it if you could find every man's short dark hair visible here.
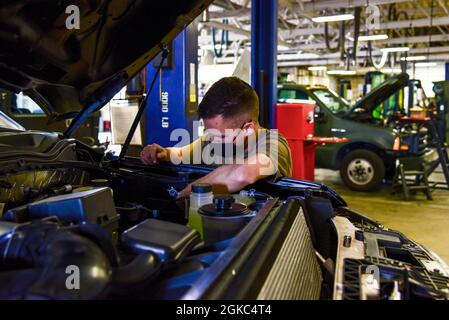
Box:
[198,77,259,121]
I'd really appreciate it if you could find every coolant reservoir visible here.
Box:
[233,190,257,207]
[188,183,213,239]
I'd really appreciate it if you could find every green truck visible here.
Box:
[278,74,434,191]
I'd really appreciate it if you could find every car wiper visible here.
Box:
[119,46,169,160]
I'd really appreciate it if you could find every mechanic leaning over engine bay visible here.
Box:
[140,77,293,198]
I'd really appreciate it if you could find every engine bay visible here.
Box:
[0,135,448,300]
[0,137,289,299]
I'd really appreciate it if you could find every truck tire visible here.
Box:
[340,150,385,191]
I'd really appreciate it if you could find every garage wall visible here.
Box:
[408,62,446,98]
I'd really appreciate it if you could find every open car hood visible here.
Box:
[0,0,211,131]
[346,73,409,115]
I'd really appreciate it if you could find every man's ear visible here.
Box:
[245,127,255,136]
[244,122,256,136]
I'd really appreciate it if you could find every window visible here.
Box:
[278,88,311,102]
[312,89,351,115]
[10,92,44,115]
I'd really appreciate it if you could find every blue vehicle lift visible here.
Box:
[251,0,278,129]
[145,0,279,145]
[446,62,449,81]
[145,21,199,147]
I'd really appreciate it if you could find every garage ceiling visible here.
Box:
[199,0,449,67]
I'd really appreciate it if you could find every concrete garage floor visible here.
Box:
[315,168,449,263]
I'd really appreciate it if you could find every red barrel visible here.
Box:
[275,102,316,181]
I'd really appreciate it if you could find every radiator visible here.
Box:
[257,207,322,300]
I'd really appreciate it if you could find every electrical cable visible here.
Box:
[352,7,361,63]
[211,19,228,58]
[368,40,388,69]
[388,4,409,37]
[428,0,435,61]
[340,18,346,61]
[366,37,379,68]
[324,21,341,53]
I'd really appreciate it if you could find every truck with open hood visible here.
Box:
[0,0,448,300]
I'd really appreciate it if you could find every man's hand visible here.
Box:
[176,153,276,199]
[177,184,192,199]
[140,143,169,165]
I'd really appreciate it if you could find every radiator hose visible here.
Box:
[0,220,162,299]
[0,220,112,299]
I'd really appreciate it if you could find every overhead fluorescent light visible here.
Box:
[278,45,291,51]
[380,47,410,53]
[356,34,389,41]
[278,53,320,61]
[312,14,354,23]
[380,68,402,74]
[400,56,427,61]
[308,66,327,71]
[327,70,356,76]
[415,62,437,67]
[199,44,227,51]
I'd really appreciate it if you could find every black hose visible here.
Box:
[340,19,346,61]
[368,40,374,66]
[352,7,361,62]
[0,220,163,298]
[110,253,161,295]
[324,21,340,53]
[324,9,350,61]
[388,4,409,38]
[0,221,112,299]
[211,19,228,58]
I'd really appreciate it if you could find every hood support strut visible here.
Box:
[64,73,128,138]
[119,47,169,160]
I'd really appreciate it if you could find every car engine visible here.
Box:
[0,132,448,300]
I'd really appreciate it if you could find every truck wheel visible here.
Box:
[340,150,385,191]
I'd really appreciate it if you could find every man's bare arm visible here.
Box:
[141,140,197,165]
[177,153,276,198]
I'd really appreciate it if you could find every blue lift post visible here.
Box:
[446,62,449,81]
[251,0,278,129]
[145,21,199,147]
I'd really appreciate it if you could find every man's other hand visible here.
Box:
[140,143,169,165]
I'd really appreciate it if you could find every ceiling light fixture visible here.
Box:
[327,70,357,76]
[415,62,437,67]
[380,47,410,53]
[400,56,427,61]
[356,34,389,41]
[380,68,402,74]
[308,66,327,71]
[311,14,355,23]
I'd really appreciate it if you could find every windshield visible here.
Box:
[277,87,314,103]
[312,88,351,115]
[0,111,25,131]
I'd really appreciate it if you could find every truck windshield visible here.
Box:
[278,88,314,103]
[312,89,351,115]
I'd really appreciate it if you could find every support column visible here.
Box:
[251,0,278,129]
[444,62,449,81]
[145,21,198,147]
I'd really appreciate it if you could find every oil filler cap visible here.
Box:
[192,183,212,194]
[199,195,251,217]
